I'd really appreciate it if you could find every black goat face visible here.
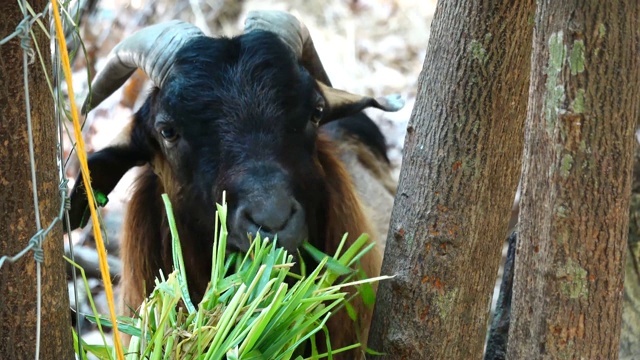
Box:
[67,25,402,256]
[143,32,327,252]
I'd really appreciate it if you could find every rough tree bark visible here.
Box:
[0,2,74,359]
[368,1,535,358]
[507,1,639,359]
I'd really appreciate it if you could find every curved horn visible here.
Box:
[82,20,204,114]
[244,11,332,86]
[243,11,405,121]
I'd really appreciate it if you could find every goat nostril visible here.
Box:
[241,204,296,234]
[244,210,278,234]
[243,211,265,231]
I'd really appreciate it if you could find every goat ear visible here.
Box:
[66,125,149,231]
[317,82,405,123]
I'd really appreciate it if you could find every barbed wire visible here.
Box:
[0,1,84,359]
[0,181,70,270]
[0,11,44,47]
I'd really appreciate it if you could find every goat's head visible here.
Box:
[68,11,404,253]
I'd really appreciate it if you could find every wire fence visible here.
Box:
[0,1,121,359]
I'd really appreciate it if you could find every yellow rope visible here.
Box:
[50,1,125,359]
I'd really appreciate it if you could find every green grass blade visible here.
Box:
[161,194,196,314]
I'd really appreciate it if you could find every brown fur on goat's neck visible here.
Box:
[118,135,382,358]
[315,133,383,360]
[119,168,164,318]
[119,166,213,318]
[316,133,382,278]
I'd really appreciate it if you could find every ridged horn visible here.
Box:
[243,10,405,123]
[82,20,204,114]
[243,10,332,86]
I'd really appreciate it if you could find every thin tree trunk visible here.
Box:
[368,1,535,358]
[0,3,74,359]
[507,2,639,359]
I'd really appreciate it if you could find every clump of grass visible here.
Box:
[74,193,388,360]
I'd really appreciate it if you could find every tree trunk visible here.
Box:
[368,1,535,358]
[621,144,640,359]
[507,1,639,359]
[0,3,74,359]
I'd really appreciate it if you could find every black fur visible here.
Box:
[163,31,323,248]
[321,112,390,164]
[67,27,393,359]
[66,120,152,231]
[69,29,394,256]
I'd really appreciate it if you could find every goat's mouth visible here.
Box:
[226,204,309,255]
[224,234,253,253]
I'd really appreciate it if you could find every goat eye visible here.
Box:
[160,127,178,142]
[311,105,324,126]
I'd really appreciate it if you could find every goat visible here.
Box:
[67,11,402,358]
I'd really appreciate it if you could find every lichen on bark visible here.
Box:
[544,31,566,137]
